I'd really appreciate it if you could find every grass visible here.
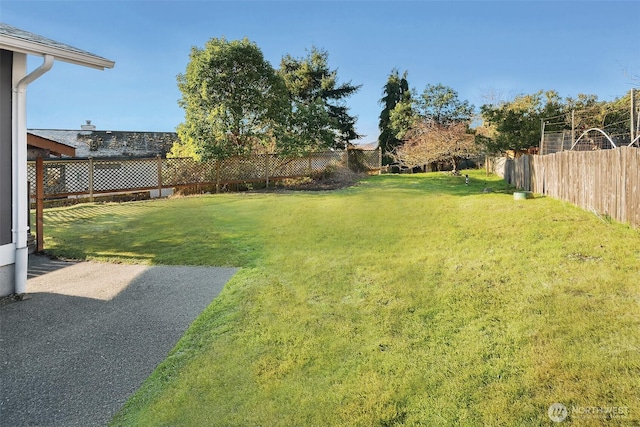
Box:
[41,170,640,426]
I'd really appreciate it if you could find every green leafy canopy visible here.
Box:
[175,37,289,161]
[173,40,363,160]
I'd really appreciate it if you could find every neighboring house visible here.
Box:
[28,121,178,158]
[0,22,114,297]
[27,123,179,199]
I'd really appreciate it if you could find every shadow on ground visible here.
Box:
[0,256,237,427]
[27,254,80,279]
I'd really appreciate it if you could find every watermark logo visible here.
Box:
[548,403,568,423]
[548,402,630,422]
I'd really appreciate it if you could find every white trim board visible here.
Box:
[0,243,16,267]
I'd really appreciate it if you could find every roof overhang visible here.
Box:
[0,23,114,70]
[27,133,76,157]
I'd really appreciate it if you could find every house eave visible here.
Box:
[27,133,76,157]
[0,35,114,70]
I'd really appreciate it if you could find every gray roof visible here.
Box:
[0,22,114,70]
[28,129,178,158]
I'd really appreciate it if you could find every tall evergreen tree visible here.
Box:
[378,69,410,164]
[279,47,361,149]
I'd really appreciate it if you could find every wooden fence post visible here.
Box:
[157,155,163,197]
[485,152,490,176]
[35,156,44,252]
[215,161,220,193]
[88,157,94,202]
[265,154,270,188]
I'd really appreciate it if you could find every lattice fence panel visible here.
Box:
[219,155,267,181]
[312,151,345,172]
[267,155,300,178]
[162,158,214,186]
[356,149,381,170]
[28,149,380,198]
[27,163,36,196]
[58,161,91,193]
[28,160,93,196]
[271,156,310,177]
[92,158,159,191]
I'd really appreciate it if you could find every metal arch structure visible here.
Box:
[629,134,640,147]
[570,128,617,151]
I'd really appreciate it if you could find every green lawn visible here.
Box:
[42,170,640,426]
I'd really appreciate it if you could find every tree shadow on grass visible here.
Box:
[41,191,269,267]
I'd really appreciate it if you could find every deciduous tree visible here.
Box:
[393,120,478,172]
[479,90,563,153]
[418,83,474,125]
[478,89,638,155]
[390,83,478,171]
[174,37,288,160]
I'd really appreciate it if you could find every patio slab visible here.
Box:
[0,255,237,426]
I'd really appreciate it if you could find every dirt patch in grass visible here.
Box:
[263,166,368,192]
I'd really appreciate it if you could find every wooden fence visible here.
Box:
[496,147,640,228]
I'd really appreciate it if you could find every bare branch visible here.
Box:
[392,119,478,171]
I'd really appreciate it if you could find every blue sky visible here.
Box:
[2,0,638,144]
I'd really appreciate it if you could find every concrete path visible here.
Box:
[0,255,237,426]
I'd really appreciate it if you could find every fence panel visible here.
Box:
[162,157,213,186]
[29,149,381,200]
[312,151,345,172]
[28,158,92,196]
[491,147,639,228]
[269,156,303,178]
[350,149,382,171]
[219,155,265,182]
[93,158,159,192]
